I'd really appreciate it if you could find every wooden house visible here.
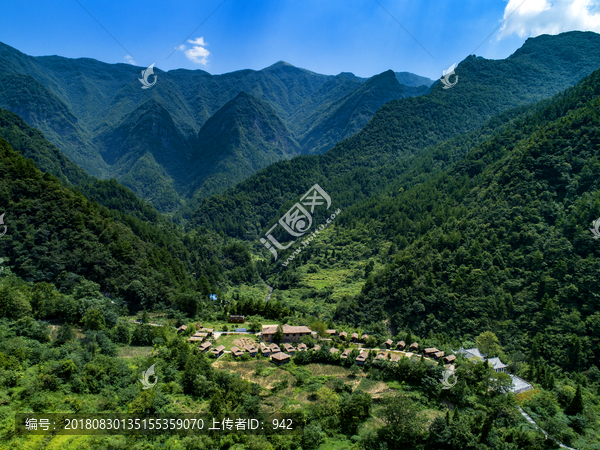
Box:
[271,352,291,365]
[230,346,244,358]
[211,345,225,357]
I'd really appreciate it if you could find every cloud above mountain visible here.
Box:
[179,37,210,65]
[500,0,600,38]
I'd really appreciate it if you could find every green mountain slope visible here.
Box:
[0,134,261,309]
[187,91,301,199]
[191,31,600,241]
[328,68,600,371]
[394,71,434,87]
[0,73,106,176]
[0,107,164,224]
[297,70,428,155]
[0,41,433,210]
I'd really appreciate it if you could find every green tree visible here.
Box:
[339,390,371,434]
[56,324,74,344]
[81,308,105,331]
[273,324,283,344]
[378,395,427,448]
[566,384,584,415]
[476,331,501,356]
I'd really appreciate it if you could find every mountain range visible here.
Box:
[0,43,432,211]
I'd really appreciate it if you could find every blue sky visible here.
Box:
[3,1,600,80]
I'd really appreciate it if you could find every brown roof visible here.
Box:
[298,343,307,350]
[361,334,369,340]
[341,349,350,358]
[339,331,348,338]
[212,345,225,353]
[356,352,368,362]
[424,348,439,354]
[434,351,445,358]
[230,346,244,356]
[262,347,271,354]
[330,347,339,354]
[391,354,401,362]
[244,345,257,352]
[188,336,203,342]
[271,352,290,361]
[397,341,406,348]
[177,325,188,331]
[444,355,456,362]
[199,342,212,350]
[351,333,359,339]
[326,329,336,335]
[284,343,295,351]
[313,345,321,351]
[384,339,393,345]
[269,343,281,352]
[262,324,312,335]
[409,342,419,349]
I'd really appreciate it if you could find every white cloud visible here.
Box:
[124,54,136,65]
[178,37,210,65]
[500,0,600,38]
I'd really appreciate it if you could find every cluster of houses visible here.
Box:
[179,323,510,373]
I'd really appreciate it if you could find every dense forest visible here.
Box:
[2,31,600,449]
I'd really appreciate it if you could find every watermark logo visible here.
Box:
[139,63,157,89]
[440,63,458,89]
[590,217,600,239]
[139,364,157,390]
[260,184,337,262]
[440,369,457,389]
[0,213,6,237]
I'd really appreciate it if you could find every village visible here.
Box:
[178,315,532,395]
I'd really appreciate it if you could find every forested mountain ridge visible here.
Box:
[0,107,164,224]
[0,133,264,315]
[0,44,431,211]
[191,31,600,242]
[322,67,600,372]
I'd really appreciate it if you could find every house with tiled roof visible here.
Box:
[487,357,509,372]
[455,347,485,361]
